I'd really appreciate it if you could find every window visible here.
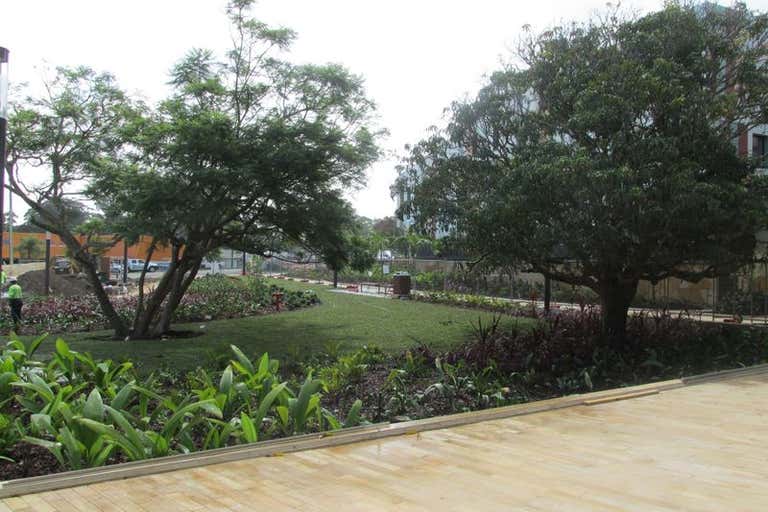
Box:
[752,134,768,164]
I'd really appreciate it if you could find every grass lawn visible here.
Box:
[22,279,534,372]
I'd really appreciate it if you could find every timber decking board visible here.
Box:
[4,373,768,511]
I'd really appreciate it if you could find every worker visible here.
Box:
[7,277,22,332]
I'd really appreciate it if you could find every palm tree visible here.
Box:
[394,232,434,262]
[18,237,41,260]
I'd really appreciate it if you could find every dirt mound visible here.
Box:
[17,270,94,298]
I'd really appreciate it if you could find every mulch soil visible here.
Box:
[17,270,94,298]
[1,443,64,481]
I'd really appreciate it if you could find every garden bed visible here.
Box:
[2,275,319,335]
[2,305,766,480]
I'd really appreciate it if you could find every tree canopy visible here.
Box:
[396,2,768,341]
[6,66,138,334]
[315,204,377,287]
[7,0,381,338]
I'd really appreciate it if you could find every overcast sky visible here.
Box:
[5,0,767,220]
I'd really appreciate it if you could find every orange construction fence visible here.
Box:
[3,232,174,261]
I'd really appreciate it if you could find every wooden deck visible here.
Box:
[3,371,768,511]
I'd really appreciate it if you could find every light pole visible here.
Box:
[0,48,9,271]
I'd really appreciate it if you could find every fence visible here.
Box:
[265,257,768,318]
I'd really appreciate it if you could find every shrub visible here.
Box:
[414,291,525,315]
[1,338,363,475]
[444,309,768,395]
[0,276,318,335]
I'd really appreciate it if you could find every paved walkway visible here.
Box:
[3,371,767,511]
[271,274,768,326]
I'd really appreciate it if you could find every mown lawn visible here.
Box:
[22,279,534,372]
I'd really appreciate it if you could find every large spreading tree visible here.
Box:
[8,0,380,338]
[6,66,139,334]
[396,3,768,342]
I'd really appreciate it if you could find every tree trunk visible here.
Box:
[333,269,338,288]
[131,273,171,338]
[130,247,205,339]
[154,257,202,336]
[598,278,639,345]
[130,244,158,338]
[76,254,129,338]
[131,262,180,338]
[133,243,156,318]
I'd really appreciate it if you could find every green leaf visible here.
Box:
[111,382,135,410]
[253,382,287,429]
[219,365,233,395]
[77,415,146,462]
[0,371,17,391]
[74,352,98,372]
[59,426,85,470]
[102,406,148,459]
[292,377,322,434]
[162,399,220,437]
[27,333,47,358]
[132,384,164,402]
[13,375,55,402]
[343,399,363,428]
[240,412,258,443]
[323,409,341,430]
[30,413,54,435]
[276,405,290,428]
[146,431,170,457]
[198,401,224,419]
[55,339,72,359]
[92,443,115,467]
[83,389,105,421]
[230,345,255,375]
[256,353,270,378]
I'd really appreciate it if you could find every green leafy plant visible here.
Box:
[0,413,22,463]
[24,389,115,470]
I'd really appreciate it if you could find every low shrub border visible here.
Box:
[0,275,318,335]
[0,337,362,480]
[412,290,527,315]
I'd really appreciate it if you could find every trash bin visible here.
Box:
[392,272,411,298]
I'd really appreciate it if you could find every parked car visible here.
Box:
[53,258,71,274]
[154,261,171,271]
[110,261,124,274]
[127,259,158,272]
